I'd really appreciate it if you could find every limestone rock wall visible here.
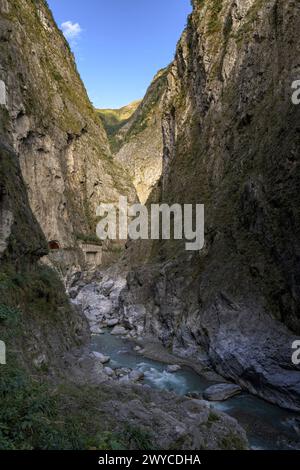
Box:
[0,0,135,255]
[159,0,300,331]
[121,0,300,409]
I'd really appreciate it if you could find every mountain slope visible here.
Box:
[113,69,168,203]
[0,0,135,263]
[97,100,141,145]
[121,0,300,410]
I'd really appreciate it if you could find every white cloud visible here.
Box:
[61,21,82,43]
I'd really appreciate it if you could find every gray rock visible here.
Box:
[119,375,130,384]
[103,367,115,377]
[101,279,115,296]
[111,325,128,336]
[167,365,181,373]
[106,318,119,327]
[129,370,144,382]
[90,325,104,334]
[115,368,132,377]
[91,352,110,364]
[203,384,242,401]
[103,387,248,450]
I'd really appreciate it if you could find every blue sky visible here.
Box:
[47,0,192,109]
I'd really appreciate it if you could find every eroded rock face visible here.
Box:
[0,140,47,261]
[159,0,300,332]
[114,69,168,203]
[0,116,88,378]
[120,0,300,410]
[69,270,128,334]
[0,0,135,259]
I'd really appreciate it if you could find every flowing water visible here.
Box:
[91,331,300,450]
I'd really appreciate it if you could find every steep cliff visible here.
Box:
[0,0,135,261]
[121,0,300,410]
[0,1,250,450]
[0,93,90,448]
[112,69,168,203]
[0,139,247,450]
[0,116,47,262]
[161,0,300,331]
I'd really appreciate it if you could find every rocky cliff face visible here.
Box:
[0,104,87,385]
[0,111,247,454]
[0,1,251,450]
[0,0,134,259]
[113,69,168,203]
[161,0,300,331]
[0,117,47,263]
[121,0,300,410]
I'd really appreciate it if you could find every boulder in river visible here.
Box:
[203,384,242,401]
[90,325,104,334]
[129,370,144,382]
[167,365,181,373]
[91,352,111,364]
[111,325,128,336]
[115,367,132,377]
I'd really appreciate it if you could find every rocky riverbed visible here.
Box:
[67,268,300,450]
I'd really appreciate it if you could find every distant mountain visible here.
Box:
[97,100,141,144]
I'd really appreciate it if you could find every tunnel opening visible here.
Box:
[48,240,60,250]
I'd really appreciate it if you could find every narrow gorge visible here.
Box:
[0,0,300,452]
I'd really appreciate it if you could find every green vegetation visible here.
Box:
[220,431,247,450]
[0,367,84,450]
[0,262,158,450]
[123,424,155,450]
[75,232,102,246]
[90,431,126,451]
[0,262,80,449]
[98,68,168,154]
[207,0,223,34]
[0,360,156,450]
[234,0,265,44]
[0,304,20,323]
[207,411,220,427]
[0,263,70,323]
[81,424,154,451]
[97,100,141,139]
